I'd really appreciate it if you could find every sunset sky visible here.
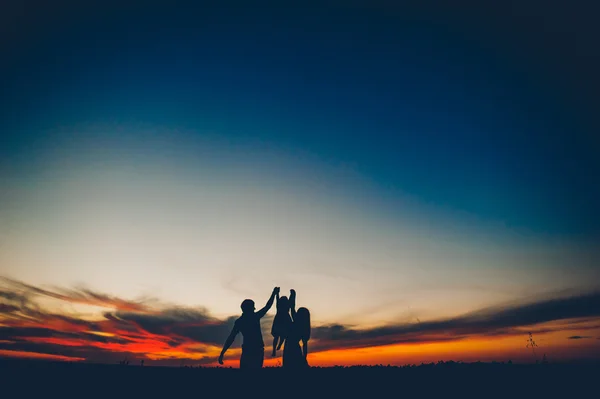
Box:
[1,1,599,367]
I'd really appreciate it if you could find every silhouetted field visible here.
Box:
[1,359,598,398]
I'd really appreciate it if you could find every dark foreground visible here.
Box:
[2,359,599,398]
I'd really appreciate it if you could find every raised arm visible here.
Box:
[256,287,279,318]
[218,322,240,365]
[289,289,297,319]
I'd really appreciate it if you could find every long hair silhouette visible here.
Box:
[295,307,311,342]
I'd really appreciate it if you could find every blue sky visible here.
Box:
[0,1,598,326]
[2,2,597,237]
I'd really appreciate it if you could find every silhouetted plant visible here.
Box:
[526,332,538,362]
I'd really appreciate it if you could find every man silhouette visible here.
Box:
[218,286,279,370]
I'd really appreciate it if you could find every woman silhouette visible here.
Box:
[282,289,310,369]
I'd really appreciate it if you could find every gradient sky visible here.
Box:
[1,1,599,366]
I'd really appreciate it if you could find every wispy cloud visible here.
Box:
[1,277,599,364]
[0,277,233,365]
[310,291,600,352]
[0,349,86,362]
[1,277,148,312]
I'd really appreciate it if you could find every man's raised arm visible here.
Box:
[256,287,279,318]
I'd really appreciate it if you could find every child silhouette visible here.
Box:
[270,291,292,357]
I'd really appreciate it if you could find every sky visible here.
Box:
[1,0,599,366]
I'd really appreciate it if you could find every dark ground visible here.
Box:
[1,359,598,398]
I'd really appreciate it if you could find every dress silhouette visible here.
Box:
[271,293,292,356]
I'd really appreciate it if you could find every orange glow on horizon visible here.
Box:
[208,328,600,368]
